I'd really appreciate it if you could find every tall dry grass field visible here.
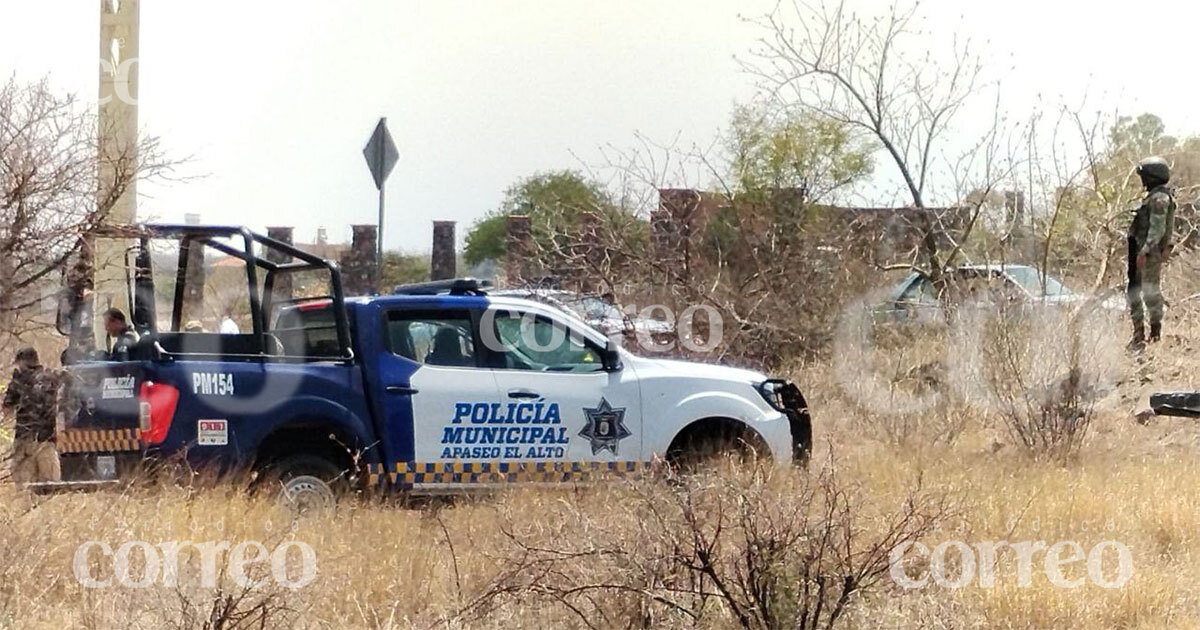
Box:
[6,271,1200,628]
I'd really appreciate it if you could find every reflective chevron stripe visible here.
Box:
[57,428,142,453]
[364,460,654,487]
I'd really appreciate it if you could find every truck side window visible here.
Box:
[273,304,348,358]
[488,311,603,373]
[386,311,477,368]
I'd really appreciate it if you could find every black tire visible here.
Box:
[666,425,770,473]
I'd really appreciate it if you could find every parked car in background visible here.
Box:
[877,264,1122,326]
[490,288,675,342]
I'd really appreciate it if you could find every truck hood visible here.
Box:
[1029,293,1124,311]
[625,355,767,384]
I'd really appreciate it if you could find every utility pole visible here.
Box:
[89,0,140,348]
[99,0,139,225]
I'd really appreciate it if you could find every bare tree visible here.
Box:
[745,0,985,283]
[0,76,171,352]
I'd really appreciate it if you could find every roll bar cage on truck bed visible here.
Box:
[43,223,362,494]
[59,224,354,364]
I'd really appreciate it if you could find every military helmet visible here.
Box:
[1136,156,1171,185]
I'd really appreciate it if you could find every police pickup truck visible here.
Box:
[50,225,810,502]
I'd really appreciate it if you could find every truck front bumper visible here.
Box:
[778,381,812,465]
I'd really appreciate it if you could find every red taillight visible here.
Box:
[138,381,179,445]
[297,299,332,312]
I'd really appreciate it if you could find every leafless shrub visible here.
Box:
[968,301,1121,459]
[163,536,305,630]
[449,465,951,629]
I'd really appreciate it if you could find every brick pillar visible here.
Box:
[181,237,206,323]
[654,189,703,282]
[178,213,206,326]
[505,215,533,286]
[341,225,379,296]
[650,209,674,253]
[1003,190,1033,260]
[656,189,701,249]
[430,220,457,281]
[572,212,601,294]
[266,226,294,301]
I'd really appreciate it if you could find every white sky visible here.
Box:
[3,0,1199,251]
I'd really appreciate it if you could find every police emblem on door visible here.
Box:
[579,398,632,455]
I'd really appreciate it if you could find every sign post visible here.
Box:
[363,118,399,270]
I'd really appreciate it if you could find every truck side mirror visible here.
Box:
[56,286,95,344]
[602,339,623,372]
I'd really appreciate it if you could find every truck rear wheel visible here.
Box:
[262,454,348,514]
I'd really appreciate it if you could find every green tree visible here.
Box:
[380,251,430,289]
[1109,113,1174,157]
[726,103,872,199]
[464,170,618,266]
[705,103,873,257]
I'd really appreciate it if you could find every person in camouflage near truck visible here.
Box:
[1127,156,1177,350]
[3,347,61,484]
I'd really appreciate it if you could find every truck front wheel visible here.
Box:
[665,418,771,472]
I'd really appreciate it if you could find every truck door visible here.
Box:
[371,308,499,474]
[482,307,643,468]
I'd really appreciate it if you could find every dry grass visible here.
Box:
[7,273,1200,628]
[9,418,1200,629]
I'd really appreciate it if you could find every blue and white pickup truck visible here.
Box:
[50,225,811,502]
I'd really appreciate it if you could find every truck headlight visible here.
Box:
[756,379,788,412]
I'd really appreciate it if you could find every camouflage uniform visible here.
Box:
[3,360,61,483]
[1128,158,1177,346]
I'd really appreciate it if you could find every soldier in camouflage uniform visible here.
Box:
[1127,156,1177,350]
[3,348,61,484]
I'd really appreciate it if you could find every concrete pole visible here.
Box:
[99,0,140,226]
[95,0,140,341]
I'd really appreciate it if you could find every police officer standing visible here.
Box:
[1128,157,1177,350]
[3,348,61,484]
[102,308,140,361]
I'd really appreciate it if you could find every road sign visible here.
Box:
[363,117,398,273]
[363,118,399,190]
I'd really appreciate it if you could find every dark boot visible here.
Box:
[1149,322,1162,343]
[1129,322,1146,351]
